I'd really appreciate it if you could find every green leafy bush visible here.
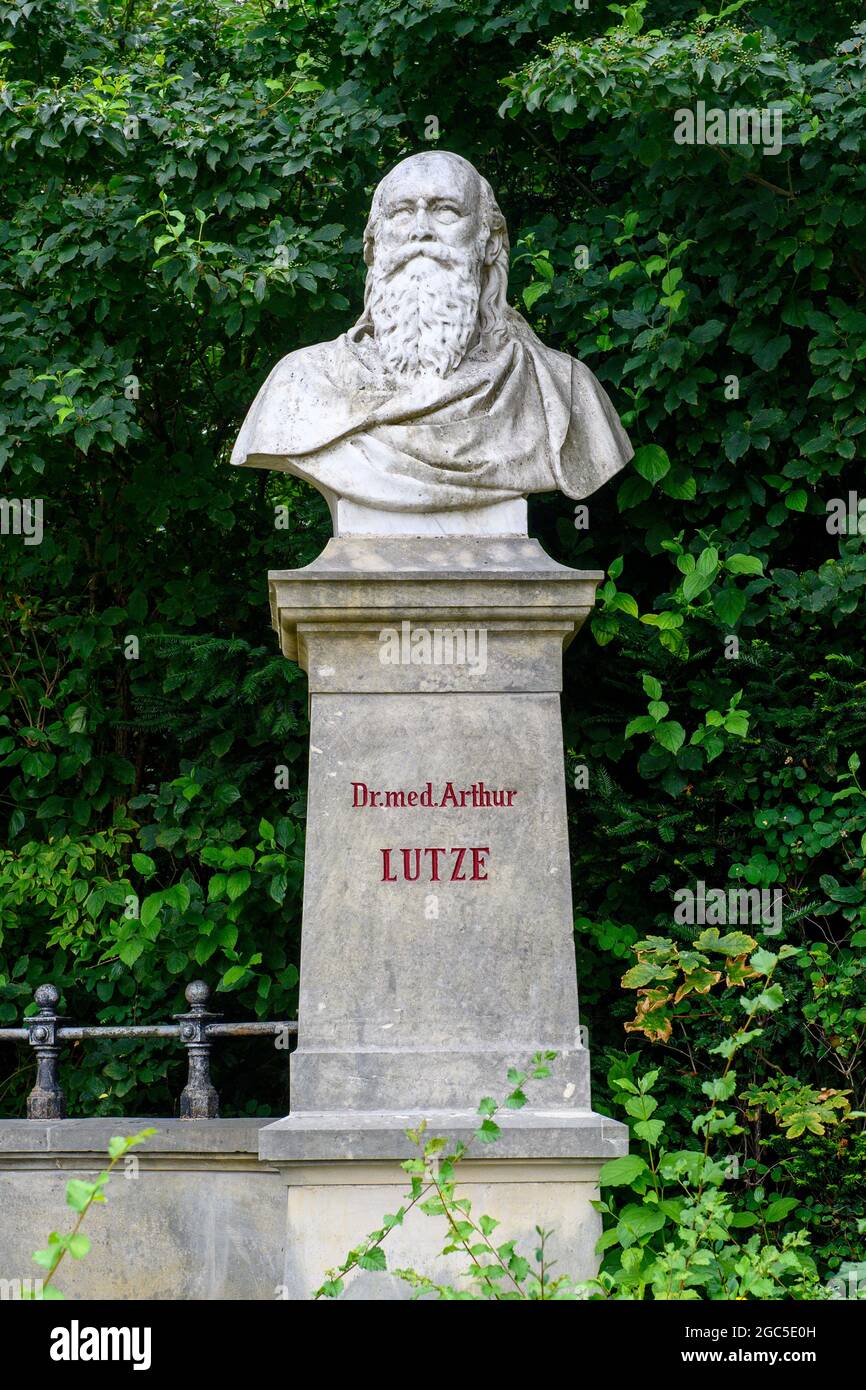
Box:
[0,0,863,1295]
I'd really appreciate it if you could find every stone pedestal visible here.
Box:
[260,536,627,1298]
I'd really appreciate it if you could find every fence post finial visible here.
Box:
[26,984,67,1120]
[176,980,221,1119]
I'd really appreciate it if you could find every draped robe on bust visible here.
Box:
[231,306,633,510]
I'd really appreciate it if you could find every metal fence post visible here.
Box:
[176,980,221,1118]
[26,984,67,1119]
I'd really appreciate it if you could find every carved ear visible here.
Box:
[483,227,503,266]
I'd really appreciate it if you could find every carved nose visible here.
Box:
[409,208,434,240]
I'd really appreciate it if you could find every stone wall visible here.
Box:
[0,1119,285,1301]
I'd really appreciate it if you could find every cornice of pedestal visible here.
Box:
[259,1108,629,1164]
[268,537,604,675]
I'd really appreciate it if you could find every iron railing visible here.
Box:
[0,981,297,1120]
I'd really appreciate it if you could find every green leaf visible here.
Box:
[753,335,790,371]
[207,873,227,902]
[226,870,251,902]
[163,883,190,912]
[219,965,248,989]
[599,1154,649,1186]
[713,587,747,626]
[726,553,764,576]
[616,1204,665,1244]
[632,444,670,484]
[32,1246,60,1270]
[624,1094,658,1120]
[697,929,756,956]
[743,984,785,1015]
[724,713,749,737]
[139,892,163,928]
[654,721,686,754]
[634,1118,665,1145]
[65,1179,96,1213]
[697,546,719,576]
[476,1118,501,1144]
[522,281,550,310]
[764,1197,800,1222]
[690,319,725,344]
[625,714,657,738]
[682,568,715,603]
[117,938,144,966]
[358,1247,387,1272]
[749,947,778,976]
[622,961,671,988]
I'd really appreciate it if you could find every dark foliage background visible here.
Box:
[0,0,864,1281]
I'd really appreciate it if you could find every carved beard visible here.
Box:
[367,241,482,379]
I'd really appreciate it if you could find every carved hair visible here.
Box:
[357,152,511,348]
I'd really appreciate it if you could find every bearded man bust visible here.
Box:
[231,150,633,536]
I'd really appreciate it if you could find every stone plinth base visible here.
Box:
[268,538,604,1114]
[283,1160,604,1301]
[333,496,528,537]
[263,1110,627,1300]
[262,535,628,1300]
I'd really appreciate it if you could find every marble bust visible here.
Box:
[231,151,633,536]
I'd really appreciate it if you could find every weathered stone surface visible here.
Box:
[231,151,632,527]
[261,1110,627,1162]
[259,535,629,1234]
[280,1157,608,1300]
[289,687,590,1113]
[268,535,601,671]
[0,1118,264,1152]
[333,497,528,537]
[264,538,603,1121]
[0,1120,284,1301]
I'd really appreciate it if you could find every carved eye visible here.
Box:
[435,207,460,224]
